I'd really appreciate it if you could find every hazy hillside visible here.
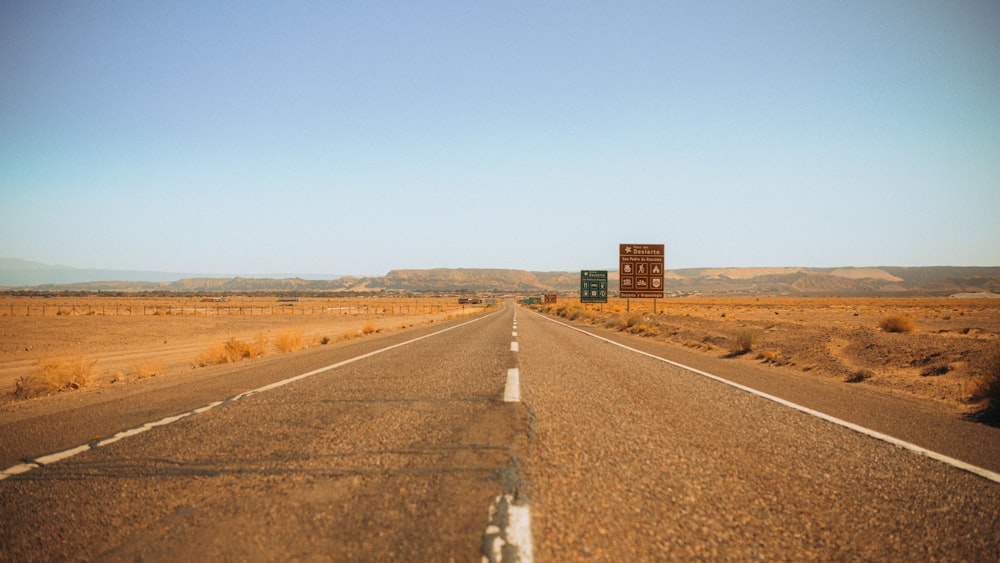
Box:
[2,260,999,296]
[0,258,188,286]
[381,269,579,292]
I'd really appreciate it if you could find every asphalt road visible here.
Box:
[2,302,998,561]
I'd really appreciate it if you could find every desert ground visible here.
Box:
[0,296,491,402]
[2,294,998,422]
[531,296,1000,420]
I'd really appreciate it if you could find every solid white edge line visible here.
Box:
[529,309,1000,485]
[1,308,504,482]
[0,463,39,480]
[34,444,92,466]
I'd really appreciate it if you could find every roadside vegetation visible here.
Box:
[275,329,305,353]
[3,297,496,403]
[879,315,917,333]
[195,334,269,367]
[726,329,758,356]
[15,355,97,399]
[530,297,1000,419]
[969,342,1000,419]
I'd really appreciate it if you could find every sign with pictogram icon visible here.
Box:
[580,270,609,303]
[619,244,664,298]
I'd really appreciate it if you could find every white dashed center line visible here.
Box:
[504,368,521,403]
[480,308,532,562]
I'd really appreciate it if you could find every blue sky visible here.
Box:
[2,1,998,276]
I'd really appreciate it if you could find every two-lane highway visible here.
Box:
[2,301,999,561]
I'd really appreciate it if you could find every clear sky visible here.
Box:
[2,1,998,276]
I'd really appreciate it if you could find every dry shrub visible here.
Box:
[845,369,874,383]
[195,335,266,367]
[879,315,917,333]
[131,359,165,379]
[969,343,1000,415]
[17,355,97,397]
[362,322,379,335]
[758,349,783,365]
[631,324,660,337]
[195,343,229,367]
[275,329,304,353]
[919,364,950,377]
[610,311,644,331]
[726,329,758,356]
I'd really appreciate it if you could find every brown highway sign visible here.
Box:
[619,244,664,298]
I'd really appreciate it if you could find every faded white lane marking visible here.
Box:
[1,309,503,482]
[530,310,1000,486]
[482,493,533,563]
[512,331,517,337]
[2,463,38,477]
[510,342,519,352]
[504,368,521,403]
[34,444,92,466]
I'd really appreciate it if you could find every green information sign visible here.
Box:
[580,270,609,303]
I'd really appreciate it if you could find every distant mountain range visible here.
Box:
[2,258,999,296]
[0,259,345,287]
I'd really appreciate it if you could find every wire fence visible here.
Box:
[2,302,482,317]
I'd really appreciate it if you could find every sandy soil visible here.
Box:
[0,297,489,403]
[536,297,1000,417]
[3,295,998,419]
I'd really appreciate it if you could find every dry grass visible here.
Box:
[879,315,917,333]
[726,329,758,356]
[38,355,96,390]
[612,311,644,331]
[969,343,1000,416]
[195,334,267,367]
[631,324,660,336]
[15,355,98,397]
[362,321,379,335]
[845,369,874,383]
[758,349,784,365]
[524,296,1000,416]
[131,358,165,379]
[1,296,491,402]
[275,329,304,353]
